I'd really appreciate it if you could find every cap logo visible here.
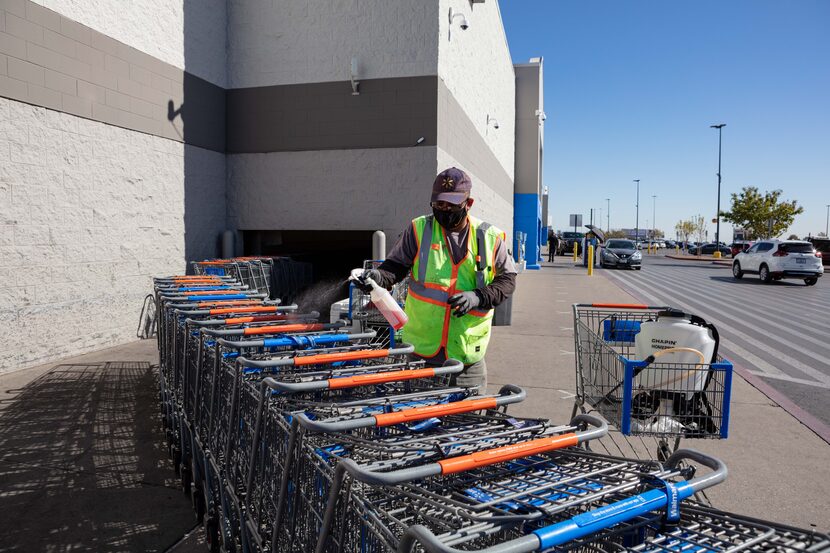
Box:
[441,177,455,190]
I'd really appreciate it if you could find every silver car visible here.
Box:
[600,239,642,270]
[733,240,823,285]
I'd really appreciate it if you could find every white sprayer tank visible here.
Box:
[634,311,716,397]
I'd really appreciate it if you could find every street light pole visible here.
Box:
[606,198,610,233]
[826,204,829,237]
[711,124,726,246]
[633,179,640,241]
[652,195,657,241]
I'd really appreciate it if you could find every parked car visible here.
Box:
[665,240,676,248]
[559,231,585,255]
[688,243,731,256]
[599,239,642,270]
[730,241,752,257]
[732,240,823,285]
[807,237,830,267]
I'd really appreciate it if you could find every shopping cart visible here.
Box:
[395,449,727,553]
[572,303,733,462]
[211,344,423,552]
[240,359,486,552]
[293,414,607,553]
[552,503,830,552]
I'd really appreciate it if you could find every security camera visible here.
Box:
[449,8,470,32]
[492,121,499,129]
[535,109,547,122]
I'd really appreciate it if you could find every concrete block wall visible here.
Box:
[0,97,228,373]
[26,0,228,87]
[228,0,438,88]
[0,0,228,374]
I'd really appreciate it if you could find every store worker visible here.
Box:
[355,167,517,391]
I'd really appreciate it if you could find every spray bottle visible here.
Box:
[350,269,408,330]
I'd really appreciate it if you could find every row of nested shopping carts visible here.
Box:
[152,273,830,553]
[139,256,313,339]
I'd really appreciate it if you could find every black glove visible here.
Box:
[448,290,480,317]
[354,269,381,293]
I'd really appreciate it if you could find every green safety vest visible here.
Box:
[401,215,502,365]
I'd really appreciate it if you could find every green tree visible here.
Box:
[720,187,804,239]
[605,229,628,239]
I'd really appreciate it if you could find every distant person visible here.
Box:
[582,232,598,267]
[548,231,558,262]
[355,167,516,392]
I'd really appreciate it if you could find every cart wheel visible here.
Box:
[172,447,182,476]
[181,464,192,496]
[204,513,220,553]
[192,485,206,523]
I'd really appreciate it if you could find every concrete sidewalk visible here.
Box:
[0,257,827,552]
[487,254,829,530]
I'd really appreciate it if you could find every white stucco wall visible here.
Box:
[437,0,515,181]
[0,97,226,374]
[228,0,439,88]
[29,0,228,87]
[227,147,438,242]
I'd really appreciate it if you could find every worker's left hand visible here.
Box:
[448,291,480,317]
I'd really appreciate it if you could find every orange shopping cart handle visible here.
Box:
[210,306,279,315]
[374,396,497,426]
[327,367,435,389]
[588,303,651,309]
[242,323,325,336]
[294,348,390,366]
[437,434,579,474]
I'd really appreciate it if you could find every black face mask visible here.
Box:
[433,207,467,230]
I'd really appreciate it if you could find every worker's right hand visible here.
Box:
[354,269,381,293]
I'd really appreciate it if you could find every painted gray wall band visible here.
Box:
[437,79,514,205]
[225,76,438,153]
[0,1,225,152]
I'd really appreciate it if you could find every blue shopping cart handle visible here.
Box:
[186,294,248,301]
[262,333,352,348]
[532,483,693,549]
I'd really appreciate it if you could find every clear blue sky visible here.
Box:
[500,0,830,240]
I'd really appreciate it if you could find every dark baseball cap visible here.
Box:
[431,167,472,204]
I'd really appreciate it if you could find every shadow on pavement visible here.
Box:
[0,362,195,552]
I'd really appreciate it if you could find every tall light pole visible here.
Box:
[826,204,829,237]
[652,195,657,241]
[711,124,726,246]
[606,198,610,233]
[633,179,640,241]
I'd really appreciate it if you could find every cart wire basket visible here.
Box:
[573,303,733,461]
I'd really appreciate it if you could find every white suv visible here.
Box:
[732,240,823,286]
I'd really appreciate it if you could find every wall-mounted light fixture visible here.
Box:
[486,114,499,134]
[350,57,360,95]
[448,7,469,40]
